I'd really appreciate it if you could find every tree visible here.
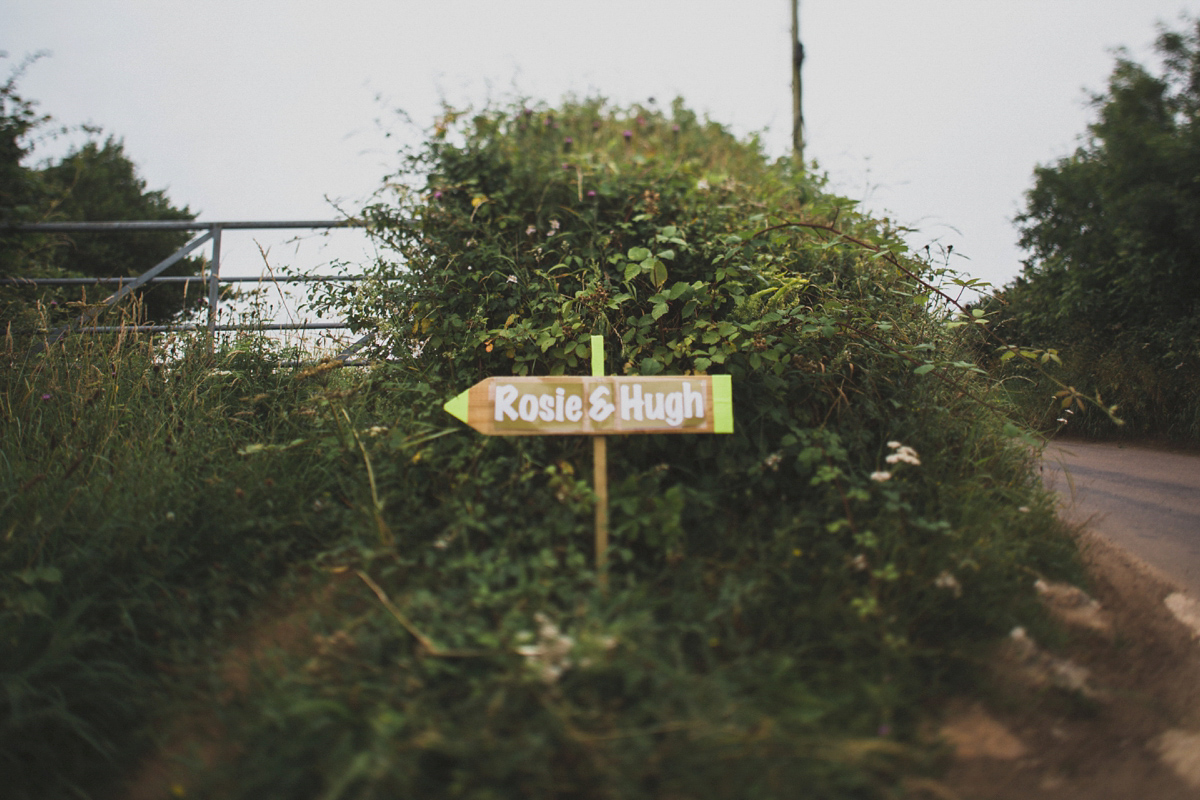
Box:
[39,138,203,324]
[0,54,54,277]
[1011,17,1200,342]
[995,17,1200,439]
[1,56,202,329]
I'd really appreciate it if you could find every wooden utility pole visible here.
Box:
[791,0,805,163]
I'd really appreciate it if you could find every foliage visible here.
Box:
[244,96,1077,798]
[0,96,1081,800]
[0,323,356,797]
[0,56,203,332]
[988,18,1200,442]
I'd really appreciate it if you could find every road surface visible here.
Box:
[1042,440,1200,599]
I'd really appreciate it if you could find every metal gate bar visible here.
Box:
[2,219,378,357]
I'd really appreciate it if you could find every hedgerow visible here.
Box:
[0,96,1079,799]
[210,96,1074,798]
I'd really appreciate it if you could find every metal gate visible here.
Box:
[0,219,381,360]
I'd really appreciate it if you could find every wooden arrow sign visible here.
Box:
[443,375,733,436]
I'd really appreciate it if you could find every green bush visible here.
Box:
[204,96,1075,798]
[987,17,1200,444]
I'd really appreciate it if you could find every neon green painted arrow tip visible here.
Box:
[712,374,734,433]
[443,388,470,423]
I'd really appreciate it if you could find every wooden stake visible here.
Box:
[594,434,608,590]
[591,334,609,590]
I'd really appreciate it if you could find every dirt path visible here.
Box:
[936,442,1200,799]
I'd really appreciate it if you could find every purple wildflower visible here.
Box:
[672,124,681,133]
[622,129,632,141]
[433,190,443,200]
[41,393,51,401]
[587,190,597,198]
[563,136,573,152]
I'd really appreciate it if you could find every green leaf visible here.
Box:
[623,262,641,282]
[640,356,664,375]
[652,300,669,320]
[648,258,668,288]
[913,363,936,375]
[627,246,652,261]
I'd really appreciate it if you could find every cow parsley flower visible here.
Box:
[515,613,575,684]
[934,570,962,597]
[885,442,921,466]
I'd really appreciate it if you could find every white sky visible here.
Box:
[6,0,1200,297]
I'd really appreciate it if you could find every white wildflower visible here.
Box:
[515,613,575,684]
[547,219,561,237]
[870,470,892,483]
[365,426,388,437]
[934,570,962,597]
[1018,506,1031,513]
[525,225,537,236]
[763,452,783,471]
[885,444,921,466]
[696,178,710,191]
[507,274,519,284]
[850,554,869,572]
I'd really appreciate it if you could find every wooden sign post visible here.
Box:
[444,336,733,586]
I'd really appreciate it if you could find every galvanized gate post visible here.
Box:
[207,224,222,351]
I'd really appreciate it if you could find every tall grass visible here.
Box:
[0,313,373,798]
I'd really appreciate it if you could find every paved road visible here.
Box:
[1042,441,1200,599]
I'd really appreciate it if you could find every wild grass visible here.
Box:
[0,314,376,798]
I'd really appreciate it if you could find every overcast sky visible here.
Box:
[6,1,1200,294]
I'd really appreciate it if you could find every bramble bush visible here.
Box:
[202,96,1077,798]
